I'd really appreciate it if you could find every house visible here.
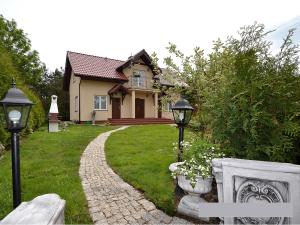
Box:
[63,49,174,124]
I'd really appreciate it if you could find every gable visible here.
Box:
[116,49,161,76]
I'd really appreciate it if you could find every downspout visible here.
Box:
[79,79,81,123]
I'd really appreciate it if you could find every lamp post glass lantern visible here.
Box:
[171,98,193,162]
[0,81,33,208]
[1,82,32,131]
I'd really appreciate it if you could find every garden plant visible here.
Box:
[158,23,300,164]
[171,140,224,187]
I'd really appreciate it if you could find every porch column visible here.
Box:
[154,92,158,118]
[131,90,135,118]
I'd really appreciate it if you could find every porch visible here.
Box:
[109,84,172,120]
[108,118,174,125]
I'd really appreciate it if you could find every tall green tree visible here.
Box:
[0,15,45,86]
[209,24,300,163]
[36,69,69,120]
[0,43,45,148]
[162,23,300,163]
[0,15,45,151]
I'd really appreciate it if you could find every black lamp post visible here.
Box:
[171,98,193,162]
[0,81,33,208]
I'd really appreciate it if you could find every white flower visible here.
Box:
[170,141,224,186]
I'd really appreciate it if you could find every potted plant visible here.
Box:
[169,139,224,220]
[171,140,224,189]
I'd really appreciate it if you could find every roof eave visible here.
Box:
[76,74,128,83]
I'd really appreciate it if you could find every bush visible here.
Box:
[208,25,300,163]
[163,23,300,164]
[187,120,202,132]
[0,43,45,149]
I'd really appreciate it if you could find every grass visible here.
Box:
[0,124,114,224]
[105,125,195,215]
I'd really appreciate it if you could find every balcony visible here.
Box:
[124,75,156,90]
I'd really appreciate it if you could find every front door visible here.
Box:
[112,98,121,119]
[135,98,145,118]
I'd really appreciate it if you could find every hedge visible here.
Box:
[0,44,45,149]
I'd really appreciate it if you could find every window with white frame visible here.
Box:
[132,70,145,87]
[164,101,173,112]
[75,96,78,112]
[94,95,108,110]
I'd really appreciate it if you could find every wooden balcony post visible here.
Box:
[154,92,158,118]
[131,90,135,118]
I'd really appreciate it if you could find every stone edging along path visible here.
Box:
[79,126,192,225]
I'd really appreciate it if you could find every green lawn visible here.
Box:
[105,125,194,215]
[0,124,114,224]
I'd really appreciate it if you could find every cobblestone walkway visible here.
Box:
[79,126,191,225]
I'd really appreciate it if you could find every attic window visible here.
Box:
[132,70,145,87]
[133,70,144,77]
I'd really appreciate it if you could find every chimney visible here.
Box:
[48,95,59,132]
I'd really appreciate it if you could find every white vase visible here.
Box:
[169,162,213,222]
[169,162,213,195]
[177,175,213,196]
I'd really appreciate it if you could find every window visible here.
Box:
[164,101,172,112]
[94,96,107,110]
[75,96,78,112]
[132,70,145,87]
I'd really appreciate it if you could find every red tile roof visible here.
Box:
[67,51,128,81]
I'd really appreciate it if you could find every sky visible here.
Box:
[1,0,300,71]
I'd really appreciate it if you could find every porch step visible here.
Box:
[108,118,174,125]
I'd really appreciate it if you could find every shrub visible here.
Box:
[162,23,300,164]
[0,43,45,150]
[208,25,300,163]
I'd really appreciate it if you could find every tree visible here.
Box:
[36,69,69,120]
[210,24,300,163]
[0,15,45,152]
[0,43,45,149]
[0,15,45,86]
[161,23,300,163]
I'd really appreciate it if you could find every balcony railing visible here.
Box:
[124,75,155,90]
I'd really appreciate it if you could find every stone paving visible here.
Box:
[79,126,192,225]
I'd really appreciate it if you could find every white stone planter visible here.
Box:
[169,162,213,222]
[178,175,212,196]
